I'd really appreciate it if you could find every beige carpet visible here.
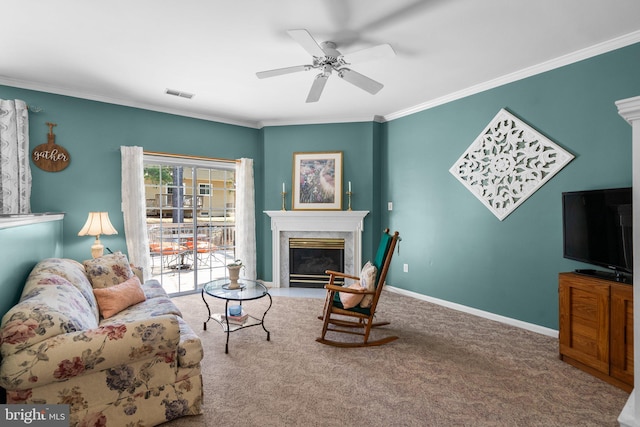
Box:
[163,290,629,427]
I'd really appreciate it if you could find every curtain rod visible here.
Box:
[143,150,239,164]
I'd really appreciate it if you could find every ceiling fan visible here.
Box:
[256,29,395,103]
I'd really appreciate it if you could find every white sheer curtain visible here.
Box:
[235,158,256,280]
[121,146,151,280]
[0,99,31,214]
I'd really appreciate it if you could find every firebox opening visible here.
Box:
[289,238,345,288]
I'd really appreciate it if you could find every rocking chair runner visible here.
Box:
[317,229,400,347]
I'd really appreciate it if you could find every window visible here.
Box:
[143,154,236,295]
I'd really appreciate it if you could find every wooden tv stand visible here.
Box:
[559,272,633,392]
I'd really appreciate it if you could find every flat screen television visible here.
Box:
[562,187,633,281]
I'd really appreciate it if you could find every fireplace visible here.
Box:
[264,210,368,287]
[289,238,345,287]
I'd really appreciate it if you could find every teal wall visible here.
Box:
[0,219,63,319]
[381,43,640,329]
[260,122,383,280]
[0,86,261,262]
[1,42,638,330]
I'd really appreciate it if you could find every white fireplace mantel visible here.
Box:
[264,210,369,287]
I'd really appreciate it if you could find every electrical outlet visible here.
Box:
[403,263,409,272]
[388,202,393,211]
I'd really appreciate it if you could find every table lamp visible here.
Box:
[78,212,118,258]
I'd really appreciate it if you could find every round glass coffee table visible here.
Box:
[201,278,272,354]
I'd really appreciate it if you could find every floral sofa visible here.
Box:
[0,255,203,426]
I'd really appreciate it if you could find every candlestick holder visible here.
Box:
[346,191,352,211]
[281,191,287,211]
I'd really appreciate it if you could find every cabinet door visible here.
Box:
[559,273,610,374]
[610,283,634,385]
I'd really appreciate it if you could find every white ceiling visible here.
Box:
[2,0,640,129]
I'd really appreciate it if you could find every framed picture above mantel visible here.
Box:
[292,151,342,210]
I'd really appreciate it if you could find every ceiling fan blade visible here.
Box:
[256,65,311,79]
[306,73,329,103]
[338,68,383,95]
[287,29,326,58]
[359,0,444,33]
[342,44,395,64]
[324,0,351,30]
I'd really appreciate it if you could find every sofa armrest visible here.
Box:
[0,314,180,391]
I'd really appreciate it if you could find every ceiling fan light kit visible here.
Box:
[256,29,395,103]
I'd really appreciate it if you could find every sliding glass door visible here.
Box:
[144,155,236,295]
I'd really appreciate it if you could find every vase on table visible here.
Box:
[227,265,242,289]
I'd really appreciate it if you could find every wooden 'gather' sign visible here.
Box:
[32,122,71,172]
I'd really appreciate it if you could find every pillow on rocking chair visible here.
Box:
[339,282,365,309]
[359,261,378,308]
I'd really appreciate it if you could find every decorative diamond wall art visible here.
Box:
[449,109,574,221]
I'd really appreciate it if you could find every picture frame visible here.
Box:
[292,151,343,210]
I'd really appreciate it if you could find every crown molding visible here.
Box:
[2,31,639,129]
[616,95,640,124]
[383,30,640,122]
[257,114,382,128]
[0,76,260,129]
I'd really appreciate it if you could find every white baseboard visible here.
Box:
[618,391,638,427]
[385,285,558,338]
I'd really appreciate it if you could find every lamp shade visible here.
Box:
[78,212,118,237]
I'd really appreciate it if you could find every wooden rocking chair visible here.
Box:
[317,229,400,347]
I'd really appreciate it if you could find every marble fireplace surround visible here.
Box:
[264,211,369,287]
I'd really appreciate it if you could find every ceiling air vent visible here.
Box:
[165,88,194,99]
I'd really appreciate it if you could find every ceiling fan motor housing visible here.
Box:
[314,42,346,71]
[320,41,340,58]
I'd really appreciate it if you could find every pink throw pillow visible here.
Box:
[93,276,146,318]
[339,282,365,309]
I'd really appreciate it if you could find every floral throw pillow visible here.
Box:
[359,261,378,308]
[83,252,134,289]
